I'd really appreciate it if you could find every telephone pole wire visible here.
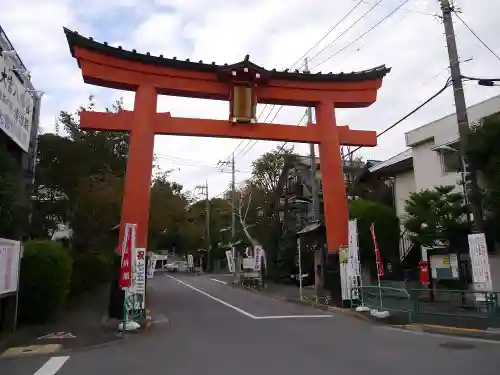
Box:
[440,0,483,231]
[304,58,321,222]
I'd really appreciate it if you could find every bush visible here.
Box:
[69,250,116,297]
[18,240,73,323]
[349,199,400,269]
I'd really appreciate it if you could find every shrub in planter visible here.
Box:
[18,240,73,324]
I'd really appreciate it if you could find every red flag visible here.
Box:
[118,225,133,289]
[370,223,384,277]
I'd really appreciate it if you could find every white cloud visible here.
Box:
[1,0,499,196]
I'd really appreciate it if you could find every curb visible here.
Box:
[395,324,500,341]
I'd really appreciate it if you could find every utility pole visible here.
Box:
[196,181,211,271]
[440,0,483,232]
[304,58,320,221]
[205,180,211,272]
[231,153,237,274]
[218,154,237,275]
[304,58,323,295]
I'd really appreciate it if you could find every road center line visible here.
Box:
[209,278,228,285]
[166,275,257,319]
[34,356,70,375]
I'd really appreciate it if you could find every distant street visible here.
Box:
[2,273,500,375]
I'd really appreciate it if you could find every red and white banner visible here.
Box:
[370,223,384,277]
[118,224,135,289]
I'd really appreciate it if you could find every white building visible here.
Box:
[367,94,500,290]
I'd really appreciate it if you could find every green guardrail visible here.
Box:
[350,285,500,327]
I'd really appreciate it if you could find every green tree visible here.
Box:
[404,185,468,248]
[148,171,192,252]
[30,96,130,250]
[349,199,400,268]
[0,146,28,239]
[467,112,500,245]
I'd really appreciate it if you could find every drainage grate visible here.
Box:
[439,341,476,350]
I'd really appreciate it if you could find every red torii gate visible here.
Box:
[64,27,390,256]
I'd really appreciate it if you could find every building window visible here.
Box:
[440,149,461,174]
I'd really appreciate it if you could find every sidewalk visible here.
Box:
[0,284,123,359]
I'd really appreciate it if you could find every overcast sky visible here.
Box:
[2,0,499,198]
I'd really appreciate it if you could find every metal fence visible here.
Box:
[350,285,500,328]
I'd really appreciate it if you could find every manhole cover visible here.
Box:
[439,341,476,350]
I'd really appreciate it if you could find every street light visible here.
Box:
[434,144,472,225]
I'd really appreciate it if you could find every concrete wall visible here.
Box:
[405,94,500,148]
[411,139,462,193]
[394,169,416,220]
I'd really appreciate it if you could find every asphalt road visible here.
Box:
[2,273,500,375]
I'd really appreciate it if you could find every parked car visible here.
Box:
[166,261,180,272]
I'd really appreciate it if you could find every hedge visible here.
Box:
[69,251,116,297]
[18,240,73,323]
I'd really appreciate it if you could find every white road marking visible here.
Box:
[166,275,257,318]
[254,315,333,320]
[34,356,70,375]
[167,275,334,320]
[209,278,228,285]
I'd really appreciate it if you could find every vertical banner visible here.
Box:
[339,245,349,301]
[468,233,493,301]
[348,219,361,300]
[254,245,262,273]
[340,220,362,302]
[370,223,384,277]
[133,248,146,293]
[226,250,235,273]
[147,253,157,279]
[118,224,133,289]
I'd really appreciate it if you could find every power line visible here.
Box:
[239,110,308,158]
[312,0,413,69]
[347,76,453,158]
[306,0,381,64]
[454,11,500,63]
[348,0,435,16]
[229,1,367,160]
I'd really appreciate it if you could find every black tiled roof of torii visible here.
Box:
[63,27,391,82]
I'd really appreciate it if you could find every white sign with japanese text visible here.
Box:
[468,233,492,300]
[0,237,21,296]
[348,219,361,300]
[340,220,361,301]
[0,54,34,152]
[225,250,235,273]
[132,248,147,294]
